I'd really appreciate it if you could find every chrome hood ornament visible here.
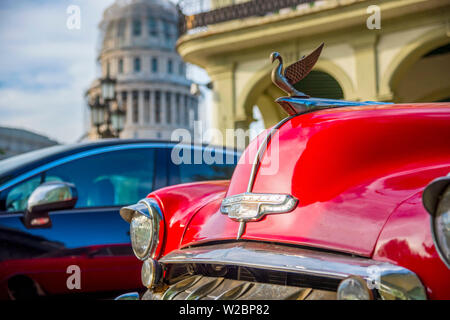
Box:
[271,43,329,115]
[221,193,298,239]
[270,43,324,98]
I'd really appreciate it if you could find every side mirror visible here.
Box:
[23,181,78,229]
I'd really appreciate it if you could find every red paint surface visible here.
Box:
[183,104,450,254]
[151,103,450,298]
[373,192,450,299]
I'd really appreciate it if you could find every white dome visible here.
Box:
[102,0,177,22]
[87,0,199,142]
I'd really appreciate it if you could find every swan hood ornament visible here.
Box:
[270,43,324,98]
[270,43,336,115]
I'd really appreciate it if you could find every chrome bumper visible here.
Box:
[142,275,336,300]
[159,241,426,300]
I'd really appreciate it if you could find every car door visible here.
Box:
[0,146,157,295]
[82,245,141,293]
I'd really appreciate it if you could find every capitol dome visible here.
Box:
[87,0,198,140]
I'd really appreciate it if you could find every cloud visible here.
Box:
[0,0,114,143]
[0,0,212,143]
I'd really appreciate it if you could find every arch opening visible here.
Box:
[294,70,344,99]
[393,42,450,103]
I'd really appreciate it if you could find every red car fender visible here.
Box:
[373,191,450,300]
[148,180,230,257]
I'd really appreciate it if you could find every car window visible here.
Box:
[89,247,111,257]
[0,174,43,212]
[108,245,133,256]
[44,148,155,208]
[169,147,239,184]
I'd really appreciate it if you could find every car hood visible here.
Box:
[181,104,450,257]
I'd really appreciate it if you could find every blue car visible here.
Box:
[0,139,239,299]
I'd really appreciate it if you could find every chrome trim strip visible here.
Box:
[276,97,392,110]
[186,277,224,300]
[235,115,297,239]
[160,242,427,300]
[246,115,295,193]
[162,276,202,300]
[154,275,316,300]
[214,282,254,300]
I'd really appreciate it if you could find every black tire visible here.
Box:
[8,276,39,300]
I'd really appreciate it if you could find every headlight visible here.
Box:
[141,259,162,288]
[423,174,450,268]
[120,198,164,260]
[130,214,153,259]
[337,276,373,300]
[433,186,450,266]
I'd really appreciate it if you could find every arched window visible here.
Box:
[118,58,123,74]
[167,59,173,74]
[163,20,170,42]
[148,17,157,37]
[133,19,142,36]
[151,57,158,73]
[293,71,343,99]
[179,62,185,76]
[117,19,126,38]
[134,57,141,73]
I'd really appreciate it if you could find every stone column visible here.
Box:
[170,91,176,126]
[165,91,172,126]
[351,34,379,101]
[206,63,236,147]
[126,90,133,126]
[150,90,155,125]
[138,90,144,126]
[184,94,189,127]
[161,89,167,125]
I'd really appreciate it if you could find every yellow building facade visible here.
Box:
[177,0,450,146]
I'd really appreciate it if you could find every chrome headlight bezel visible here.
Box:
[120,198,164,261]
[423,174,450,269]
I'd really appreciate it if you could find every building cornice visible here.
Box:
[177,0,449,67]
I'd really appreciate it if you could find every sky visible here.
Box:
[0,0,213,144]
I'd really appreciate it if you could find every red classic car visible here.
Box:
[116,48,450,300]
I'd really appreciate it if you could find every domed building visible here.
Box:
[86,0,198,140]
